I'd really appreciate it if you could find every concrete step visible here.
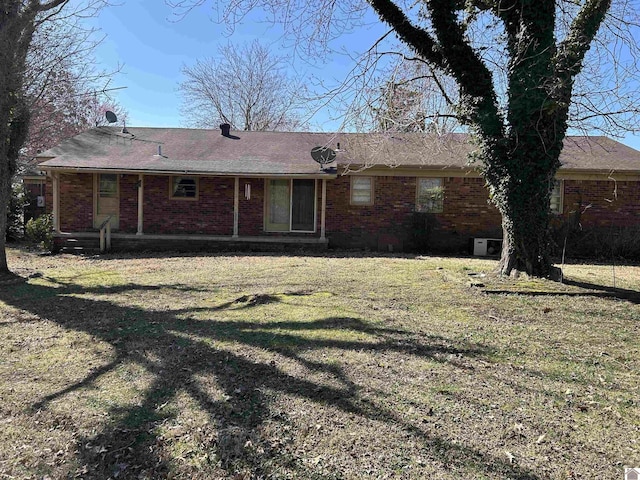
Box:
[56,237,100,254]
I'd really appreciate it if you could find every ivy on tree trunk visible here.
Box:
[0,0,69,274]
[368,0,611,277]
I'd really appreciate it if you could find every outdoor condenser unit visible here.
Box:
[473,238,503,256]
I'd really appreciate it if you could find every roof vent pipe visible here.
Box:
[158,145,162,156]
[220,123,231,137]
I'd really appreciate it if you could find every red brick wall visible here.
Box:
[119,175,139,233]
[326,175,414,249]
[562,179,640,228]
[324,175,640,252]
[238,178,264,236]
[45,172,640,253]
[325,175,502,251]
[439,177,502,235]
[45,177,52,218]
[58,173,93,231]
[142,176,234,235]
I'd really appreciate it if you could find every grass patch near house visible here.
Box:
[0,248,638,479]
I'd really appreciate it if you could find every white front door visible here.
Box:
[94,173,119,229]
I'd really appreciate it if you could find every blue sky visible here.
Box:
[90,1,640,151]
[90,1,385,131]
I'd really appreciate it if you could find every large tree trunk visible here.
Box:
[498,203,556,278]
[0,2,41,275]
[489,147,562,279]
[0,176,10,273]
[0,98,31,275]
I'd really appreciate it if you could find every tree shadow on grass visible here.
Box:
[484,277,640,304]
[1,279,542,480]
[561,278,640,304]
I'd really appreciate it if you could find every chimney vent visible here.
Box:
[220,123,231,137]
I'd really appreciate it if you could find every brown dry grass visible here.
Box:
[0,247,638,479]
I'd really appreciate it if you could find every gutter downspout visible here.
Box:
[233,177,239,238]
[52,172,60,232]
[320,179,327,240]
[137,174,144,235]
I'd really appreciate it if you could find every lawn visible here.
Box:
[0,247,638,479]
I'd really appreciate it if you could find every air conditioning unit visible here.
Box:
[473,238,502,256]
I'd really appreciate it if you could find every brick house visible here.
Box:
[35,125,640,254]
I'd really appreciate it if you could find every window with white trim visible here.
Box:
[416,178,444,213]
[351,177,373,205]
[550,180,563,214]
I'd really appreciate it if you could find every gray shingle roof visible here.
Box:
[36,127,640,175]
[37,127,340,176]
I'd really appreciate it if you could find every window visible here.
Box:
[416,178,444,213]
[99,174,118,198]
[171,176,198,199]
[351,177,373,205]
[550,180,563,214]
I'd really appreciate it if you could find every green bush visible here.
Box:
[25,214,54,251]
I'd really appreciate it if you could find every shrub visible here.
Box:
[552,222,640,261]
[410,212,435,252]
[25,214,54,251]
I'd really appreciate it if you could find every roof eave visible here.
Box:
[37,165,338,179]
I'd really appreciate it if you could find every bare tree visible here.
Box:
[172,0,639,278]
[0,0,109,274]
[21,70,127,173]
[178,40,306,131]
[20,1,125,166]
[349,54,459,134]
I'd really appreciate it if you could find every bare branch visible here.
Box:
[178,40,307,131]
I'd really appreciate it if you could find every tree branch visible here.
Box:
[555,0,612,85]
[367,0,445,69]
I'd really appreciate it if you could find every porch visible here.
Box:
[54,231,329,254]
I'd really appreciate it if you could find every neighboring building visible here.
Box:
[35,125,640,254]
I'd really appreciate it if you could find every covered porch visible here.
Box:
[49,172,333,253]
[53,231,329,254]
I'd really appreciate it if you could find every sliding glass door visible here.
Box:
[291,180,315,231]
[266,179,291,231]
[266,179,316,232]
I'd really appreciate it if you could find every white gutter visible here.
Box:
[37,166,338,179]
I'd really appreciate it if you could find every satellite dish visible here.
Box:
[311,146,336,166]
[105,111,118,124]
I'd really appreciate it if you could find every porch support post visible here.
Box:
[320,178,327,240]
[233,176,239,238]
[52,172,60,233]
[136,174,144,235]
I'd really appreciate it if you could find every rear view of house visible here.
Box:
[35,125,640,255]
